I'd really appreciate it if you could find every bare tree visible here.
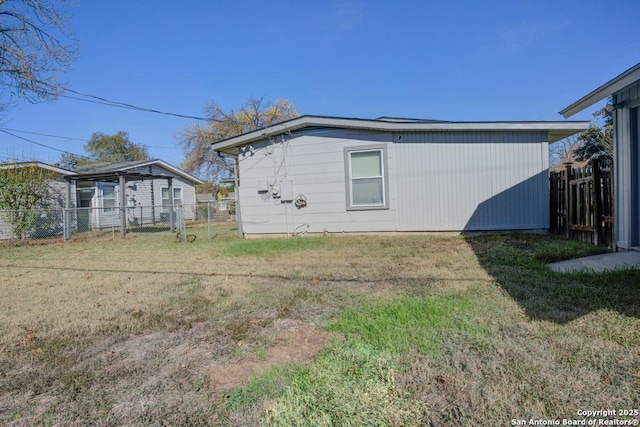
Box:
[178,97,298,181]
[0,0,76,109]
[550,135,581,166]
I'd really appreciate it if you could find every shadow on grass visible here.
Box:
[465,233,640,324]
[127,226,171,233]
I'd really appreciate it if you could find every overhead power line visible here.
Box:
[1,83,211,160]
[0,127,86,142]
[0,129,88,159]
[34,78,212,122]
[1,127,178,149]
[60,87,212,122]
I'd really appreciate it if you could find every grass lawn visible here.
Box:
[0,225,638,426]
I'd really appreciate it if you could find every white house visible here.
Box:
[211,115,588,237]
[0,159,202,240]
[68,159,203,233]
[560,63,640,250]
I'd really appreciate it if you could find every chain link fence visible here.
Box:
[0,201,235,243]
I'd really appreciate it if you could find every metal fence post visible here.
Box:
[207,201,211,240]
[65,180,71,241]
[177,206,186,243]
[168,177,175,233]
[10,210,15,241]
[63,209,68,241]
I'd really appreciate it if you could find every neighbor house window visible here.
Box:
[161,187,183,209]
[345,145,389,210]
[102,184,117,213]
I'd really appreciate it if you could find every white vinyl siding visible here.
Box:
[393,135,549,231]
[234,128,553,235]
[345,145,389,210]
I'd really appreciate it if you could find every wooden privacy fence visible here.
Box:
[549,159,614,247]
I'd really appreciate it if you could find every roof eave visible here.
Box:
[71,159,203,185]
[122,159,204,185]
[211,116,590,152]
[0,161,77,176]
[560,63,640,118]
[548,127,588,143]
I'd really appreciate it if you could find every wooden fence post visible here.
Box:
[549,159,614,247]
[592,158,602,246]
[563,162,572,238]
[549,173,557,234]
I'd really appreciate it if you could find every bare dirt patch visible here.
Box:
[209,318,332,395]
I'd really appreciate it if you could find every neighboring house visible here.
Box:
[560,63,640,250]
[0,159,202,239]
[211,115,588,236]
[69,159,203,231]
[196,193,216,203]
[196,193,230,213]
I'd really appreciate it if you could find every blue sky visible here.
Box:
[1,0,639,169]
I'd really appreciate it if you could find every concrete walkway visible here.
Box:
[547,251,640,273]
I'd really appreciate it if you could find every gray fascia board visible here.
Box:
[211,115,590,152]
[560,63,640,118]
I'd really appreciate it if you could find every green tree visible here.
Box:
[0,0,77,109]
[178,97,298,181]
[574,101,613,162]
[84,131,149,163]
[57,152,83,169]
[0,163,60,239]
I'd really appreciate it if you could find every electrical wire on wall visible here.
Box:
[240,129,306,237]
[263,132,298,236]
[294,222,309,236]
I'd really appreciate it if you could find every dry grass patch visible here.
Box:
[1,228,477,424]
[0,228,638,425]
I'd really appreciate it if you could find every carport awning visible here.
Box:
[64,171,174,182]
[60,159,203,185]
[63,167,179,239]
